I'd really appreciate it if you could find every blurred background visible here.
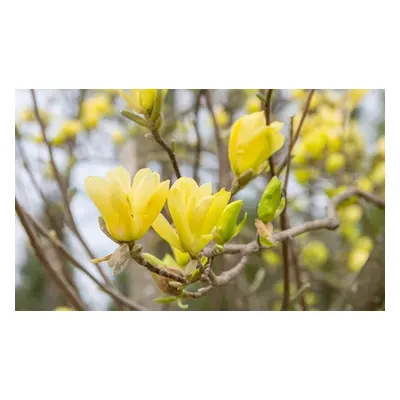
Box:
[15,89,385,311]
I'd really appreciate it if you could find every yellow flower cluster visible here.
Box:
[85,168,246,259]
[81,94,114,130]
[291,90,369,184]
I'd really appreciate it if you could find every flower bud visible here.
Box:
[325,153,346,174]
[213,200,247,244]
[257,176,282,223]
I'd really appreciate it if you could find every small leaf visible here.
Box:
[257,176,282,223]
[274,197,286,218]
[154,296,177,304]
[121,109,148,127]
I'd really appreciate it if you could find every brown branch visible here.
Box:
[135,255,186,284]
[183,255,249,299]
[264,89,276,177]
[21,206,146,311]
[151,128,181,179]
[204,89,230,188]
[30,89,113,287]
[276,89,315,175]
[192,90,205,183]
[279,209,291,310]
[16,199,86,311]
[204,188,385,258]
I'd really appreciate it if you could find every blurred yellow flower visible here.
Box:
[60,120,82,139]
[347,236,373,273]
[214,106,229,128]
[85,167,169,242]
[152,178,231,256]
[111,130,125,145]
[82,110,100,130]
[370,161,385,185]
[357,176,373,192]
[325,152,346,174]
[54,306,73,311]
[245,97,261,113]
[301,241,329,269]
[262,250,281,267]
[229,112,285,176]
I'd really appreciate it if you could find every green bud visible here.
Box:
[214,200,247,244]
[274,197,286,218]
[150,89,164,122]
[153,113,164,130]
[257,176,282,223]
[154,296,177,304]
[142,252,164,267]
[121,109,148,127]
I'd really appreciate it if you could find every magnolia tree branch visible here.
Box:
[204,89,230,188]
[16,199,86,311]
[276,89,315,175]
[192,90,205,183]
[19,203,146,311]
[186,188,385,300]
[30,89,113,288]
[151,128,181,179]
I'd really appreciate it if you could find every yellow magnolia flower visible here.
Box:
[214,106,229,128]
[111,130,125,145]
[60,120,82,139]
[120,89,167,115]
[301,241,329,269]
[245,97,261,114]
[85,167,169,242]
[82,110,100,130]
[152,178,231,255]
[229,112,285,176]
[325,152,346,174]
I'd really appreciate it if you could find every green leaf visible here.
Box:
[274,197,286,218]
[257,176,282,223]
[214,200,244,244]
[154,296,177,304]
[121,109,148,127]
[150,89,163,122]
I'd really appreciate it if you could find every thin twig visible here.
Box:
[204,89,230,188]
[151,128,181,179]
[21,205,146,311]
[30,90,112,286]
[276,89,315,175]
[204,188,385,258]
[135,255,186,284]
[264,89,276,177]
[16,199,86,311]
[192,90,205,183]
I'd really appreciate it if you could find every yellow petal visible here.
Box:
[168,182,195,252]
[106,166,131,194]
[85,176,136,241]
[139,180,170,233]
[152,213,183,251]
[131,168,159,212]
[191,234,214,255]
[189,195,213,235]
[202,189,231,234]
